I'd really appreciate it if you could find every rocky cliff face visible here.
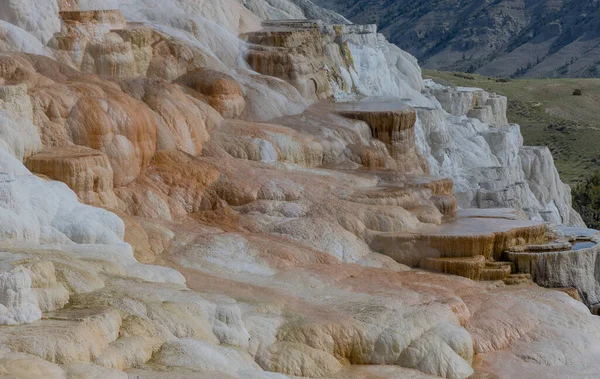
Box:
[0,1,598,378]
[419,81,584,226]
[312,0,600,78]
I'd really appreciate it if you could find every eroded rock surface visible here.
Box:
[0,1,596,379]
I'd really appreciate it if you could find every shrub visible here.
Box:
[573,89,582,96]
[452,72,475,80]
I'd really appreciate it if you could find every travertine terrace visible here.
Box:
[0,1,599,378]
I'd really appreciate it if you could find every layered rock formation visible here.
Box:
[419,80,583,226]
[0,1,598,379]
[506,226,600,306]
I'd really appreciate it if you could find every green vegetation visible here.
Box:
[423,70,600,184]
[572,172,600,229]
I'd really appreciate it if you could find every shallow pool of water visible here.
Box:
[571,241,595,251]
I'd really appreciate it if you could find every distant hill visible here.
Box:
[312,0,600,78]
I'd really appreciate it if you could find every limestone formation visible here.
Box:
[120,78,221,156]
[419,80,583,226]
[242,21,337,100]
[175,68,246,119]
[429,84,509,127]
[0,1,597,379]
[506,227,600,305]
[0,0,61,45]
[0,21,50,56]
[329,100,426,173]
[25,146,118,208]
[242,20,429,103]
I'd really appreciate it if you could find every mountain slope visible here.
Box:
[312,0,600,78]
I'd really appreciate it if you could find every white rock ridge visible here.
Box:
[419,80,583,226]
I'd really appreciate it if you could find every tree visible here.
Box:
[572,172,600,228]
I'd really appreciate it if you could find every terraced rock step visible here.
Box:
[421,214,548,261]
[59,9,126,27]
[0,307,121,365]
[329,99,417,130]
[506,241,572,253]
[422,258,520,283]
[503,273,534,286]
[25,146,118,208]
[241,22,335,100]
[423,256,520,283]
[241,20,386,102]
[260,20,323,29]
[404,175,454,196]
[505,227,600,304]
[323,99,426,173]
[371,210,547,266]
[481,261,512,281]
[242,28,322,48]
[421,255,485,280]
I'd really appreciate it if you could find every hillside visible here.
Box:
[313,0,600,78]
[424,70,600,183]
